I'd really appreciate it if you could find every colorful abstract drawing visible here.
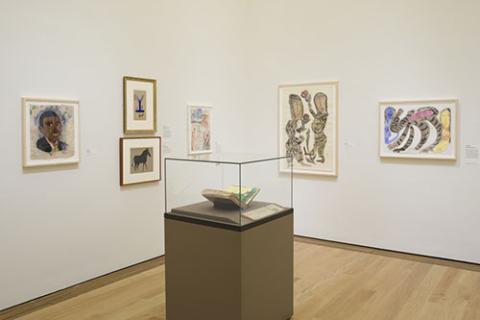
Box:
[279,82,338,176]
[379,100,457,160]
[188,105,212,154]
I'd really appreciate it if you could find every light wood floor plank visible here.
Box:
[13,240,480,320]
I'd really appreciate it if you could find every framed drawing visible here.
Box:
[123,76,157,134]
[120,137,161,186]
[278,82,338,176]
[187,105,212,154]
[22,97,80,167]
[379,99,457,160]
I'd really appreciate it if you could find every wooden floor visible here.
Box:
[14,239,480,320]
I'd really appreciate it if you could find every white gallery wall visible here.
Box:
[1,0,480,312]
[244,0,480,263]
[0,0,248,309]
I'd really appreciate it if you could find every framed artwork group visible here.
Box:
[120,76,161,186]
[278,82,458,177]
[21,75,218,186]
[120,79,215,184]
[20,77,459,182]
[20,76,162,187]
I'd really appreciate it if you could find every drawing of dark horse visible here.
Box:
[132,149,152,171]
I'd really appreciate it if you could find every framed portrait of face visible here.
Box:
[22,97,80,167]
[187,105,212,155]
[123,76,157,134]
[120,137,161,186]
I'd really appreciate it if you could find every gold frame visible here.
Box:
[278,81,339,177]
[123,76,157,134]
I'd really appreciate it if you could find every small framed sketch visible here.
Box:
[379,99,457,160]
[187,105,212,154]
[278,82,338,176]
[120,137,161,186]
[123,76,157,134]
[22,97,80,167]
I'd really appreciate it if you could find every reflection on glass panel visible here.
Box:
[165,154,293,227]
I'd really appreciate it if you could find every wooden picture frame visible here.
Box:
[120,137,162,186]
[278,81,338,176]
[22,97,80,168]
[379,99,457,160]
[123,76,157,134]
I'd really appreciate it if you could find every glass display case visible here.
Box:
[164,153,293,227]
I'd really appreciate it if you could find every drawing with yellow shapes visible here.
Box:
[433,108,451,153]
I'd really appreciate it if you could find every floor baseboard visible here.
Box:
[0,255,165,320]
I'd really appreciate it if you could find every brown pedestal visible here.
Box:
[164,207,294,320]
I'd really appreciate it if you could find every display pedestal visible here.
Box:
[164,207,294,320]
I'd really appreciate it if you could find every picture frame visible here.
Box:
[22,97,80,168]
[278,82,338,176]
[187,105,213,155]
[120,137,162,186]
[379,99,457,160]
[123,76,157,134]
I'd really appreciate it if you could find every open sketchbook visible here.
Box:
[201,185,260,209]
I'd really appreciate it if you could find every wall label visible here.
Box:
[465,144,479,164]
